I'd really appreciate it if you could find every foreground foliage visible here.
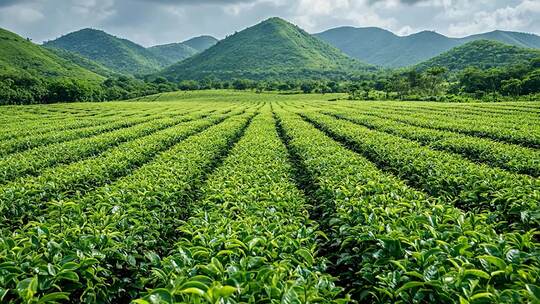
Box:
[0,93,538,303]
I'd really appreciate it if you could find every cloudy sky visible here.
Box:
[0,0,538,47]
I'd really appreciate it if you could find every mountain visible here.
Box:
[461,30,540,48]
[44,46,116,77]
[182,35,218,52]
[0,27,102,80]
[159,17,372,81]
[415,40,540,72]
[147,43,198,65]
[43,28,167,75]
[315,27,540,67]
[148,36,218,65]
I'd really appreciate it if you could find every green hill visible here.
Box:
[0,27,103,80]
[415,40,540,72]
[315,27,540,67]
[148,36,218,65]
[315,27,460,68]
[159,17,372,81]
[44,46,116,77]
[462,30,540,48]
[147,43,197,65]
[182,35,218,52]
[43,28,167,75]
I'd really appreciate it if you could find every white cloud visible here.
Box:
[70,0,115,20]
[296,0,350,16]
[289,0,397,32]
[372,0,405,9]
[397,25,415,35]
[447,0,540,36]
[0,0,538,46]
[0,4,43,24]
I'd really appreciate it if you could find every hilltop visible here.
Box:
[43,28,167,75]
[316,27,540,67]
[147,43,198,65]
[0,27,102,80]
[182,35,218,52]
[148,35,218,64]
[415,40,540,72]
[159,17,372,81]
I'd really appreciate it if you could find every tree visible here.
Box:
[347,83,362,100]
[389,74,410,100]
[232,79,253,90]
[406,70,422,90]
[200,76,218,89]
[277,82,291,91]
[178,80,200,91]
[501,78,522,96]
[484,68,504,101]
[458,67,486,93]
[46,79,101,103]
[359,81,371,99]
[424,66,447,96]
[300,81,316,93]
[326,81,339,93]
[0,73,48,105]
[373,78,390,99]
[255,82,266,93]
[522,70,540,94]
[151,76,168,85]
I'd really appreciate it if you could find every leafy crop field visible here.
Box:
[0,91,539,303]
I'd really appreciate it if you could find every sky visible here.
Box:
[0,0,538,47]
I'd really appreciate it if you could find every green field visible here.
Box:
[0,90,539,303]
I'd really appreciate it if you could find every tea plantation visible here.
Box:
[0,91,539,303]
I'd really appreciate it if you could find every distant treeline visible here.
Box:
[1,57,539,105]
[177,56,540,102]
[387,57,540,102]
[0,75,177,105]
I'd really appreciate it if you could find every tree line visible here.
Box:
[0,75,177,105]
[175,57,540,102]
[1,57,538,105]
[370,57,540,101]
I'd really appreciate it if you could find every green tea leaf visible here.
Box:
[148,288,172,304]
[17,277,38,301]
[38,292,70,303]
[56,271,79,282]
[463,269,490,280]
[470,292,493,300]
[396,281,424,294]
[217,286,237,298]
[478,255,506,270]
[180,287,205,296]
[295,248,314,265]
[0,287,8,301]
[526,284,540,301]
[180,281,209,292]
